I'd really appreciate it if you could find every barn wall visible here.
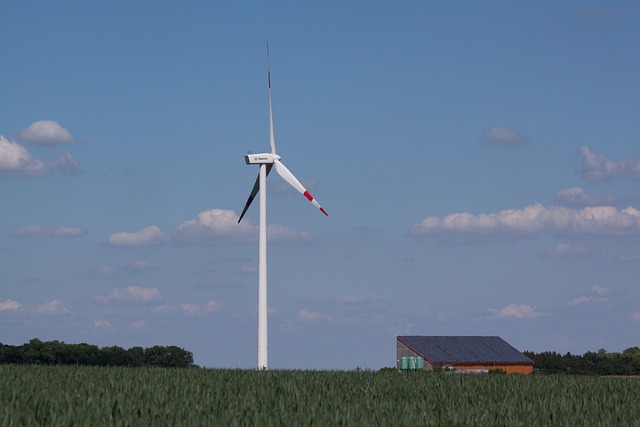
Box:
[396,340,436,370]
[396,340,420,369]
[454,364,533,375]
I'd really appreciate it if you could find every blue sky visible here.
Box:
[2,1,640,369]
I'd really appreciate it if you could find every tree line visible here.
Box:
[524,347,640,375]
[0,339,194,368]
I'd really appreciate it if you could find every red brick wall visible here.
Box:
[454,364,533,375]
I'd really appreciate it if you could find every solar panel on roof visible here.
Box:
[400,336,451,362]
[398,336,533,364]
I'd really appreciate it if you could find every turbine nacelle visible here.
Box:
[244,153,281,165]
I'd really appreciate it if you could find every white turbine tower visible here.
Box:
[238,44,328,370]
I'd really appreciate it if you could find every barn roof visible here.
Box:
[397,336,533,365]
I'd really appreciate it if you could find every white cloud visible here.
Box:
[568,286,611,306]
[297,310,332,322]
[614,254,636,263]
[554,187,598,206]
[175,209,254,242]
[76,265,118,278]
[181,304,201,316]
[211,254,251,263]
[50,152,82,174]
[544,243,592,258]
[579,146,640,182]
[49,226,86,237]
[150,300,222,316]
[0,136,47,177]
[488,303,543,319]
[181,300,222,316]
[11,225,86,237]
[0,135,82,177]
[0,299,22,311]
[95,286,162,304]
[127,260,160,272]
[267,224,312,242]
[175,209,311,243]
[335,293,379,303]
[10,225,46,236]
[296,309,382,326]
[482,127,529,146]
[553,187,639,208]
[411,204,640,238]
[579,8,617,19]
[0,299,72,317]
[130,320,147,329]
[34,300,71,316]
[78,261,160,279]
[568,296,593,306]
[14,120,81,145]
[0,299,72,316]
[107,226,168,247]
[93,320,112,330]
[240,265,257,274]
[93,265,118,276]
[592,285,610,295]
[151,305,176,314]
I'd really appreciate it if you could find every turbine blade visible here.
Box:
[274,159,328,216]
[238,164,273,223]
[267,41,276,155]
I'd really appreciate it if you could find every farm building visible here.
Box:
[396,336,534,374]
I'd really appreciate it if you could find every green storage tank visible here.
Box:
[409,356,416,370]
[416,356,424,370]
[401,356,408,370]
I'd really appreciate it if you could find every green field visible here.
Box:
[1,365,639,426]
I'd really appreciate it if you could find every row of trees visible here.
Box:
[524,347,640,375]
[0,339,194,368]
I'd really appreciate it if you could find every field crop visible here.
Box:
[1,365,639,426]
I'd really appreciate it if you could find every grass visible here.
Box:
[2,365,640,426]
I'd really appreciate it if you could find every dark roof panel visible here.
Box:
[398,336,533,364]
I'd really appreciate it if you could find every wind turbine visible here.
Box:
[238,44,328,370]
